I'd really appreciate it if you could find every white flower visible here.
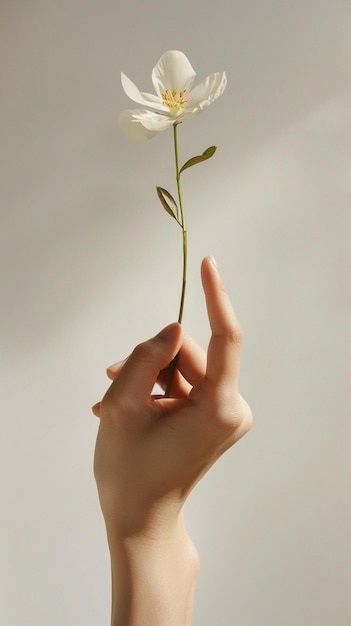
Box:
[118,50,227,141]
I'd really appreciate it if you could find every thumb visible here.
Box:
[105,323,183,407]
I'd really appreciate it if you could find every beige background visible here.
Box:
[1,1,350,624]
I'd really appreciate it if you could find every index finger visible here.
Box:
[201,256,243,388]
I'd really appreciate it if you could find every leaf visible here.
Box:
[179,146,217,174]
[156,187,180,224]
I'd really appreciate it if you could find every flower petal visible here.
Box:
[152,50,196,98]
[132,109,175,132]
[121,73,166,112]
[118,109,159,141]
[118,108,176,140]
[184,72,227,116]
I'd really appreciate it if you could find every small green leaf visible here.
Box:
[156,187,180,224]
[179,146,217,174]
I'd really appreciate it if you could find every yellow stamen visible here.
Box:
[162,88,187,112]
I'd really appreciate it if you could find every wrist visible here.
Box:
[107,512,199,626]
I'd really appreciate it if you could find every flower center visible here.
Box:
[162,88,187,114]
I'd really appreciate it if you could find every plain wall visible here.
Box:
[1,1,350,624]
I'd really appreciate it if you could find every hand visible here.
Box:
[92,256,252,625]
[93,256,252,538]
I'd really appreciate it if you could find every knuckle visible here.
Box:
[227,324,244,348]
[211,388,252,436]
[216,325,244,351]
[240,404,253,436]
[131,339,154,363]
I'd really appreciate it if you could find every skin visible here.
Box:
[93,256,252,626]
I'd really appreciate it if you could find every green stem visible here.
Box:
[164,123,187,398]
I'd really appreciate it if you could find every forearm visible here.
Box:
[106,515,199,626]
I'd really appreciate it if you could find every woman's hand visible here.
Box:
[92,256,252,625]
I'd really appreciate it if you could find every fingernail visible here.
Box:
[106,359,125,376]
[91,402,101,416]
[209,255,219,270]
[156,323,181,344]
